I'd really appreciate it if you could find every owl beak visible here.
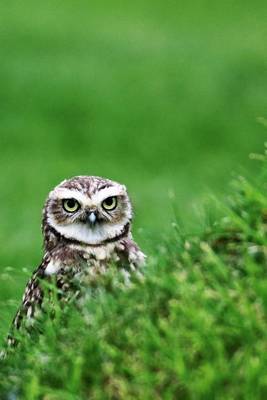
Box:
[88,212,97,225]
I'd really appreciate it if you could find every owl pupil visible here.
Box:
[105,197,113,205]
[67,199,75,208]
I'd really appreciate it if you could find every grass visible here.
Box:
[0,153,267,399]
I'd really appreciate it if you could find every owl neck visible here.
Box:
[43,222,131,252]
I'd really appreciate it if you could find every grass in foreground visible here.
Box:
[0,155,267,400]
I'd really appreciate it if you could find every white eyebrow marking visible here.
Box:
[50,188,91,206]
[50,185,127,208]
[91,185,126,204]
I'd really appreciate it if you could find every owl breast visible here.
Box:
[43,239,140,291]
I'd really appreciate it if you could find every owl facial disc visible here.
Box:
[44,176,132,245]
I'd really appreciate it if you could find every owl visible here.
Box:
[9,176,145,343]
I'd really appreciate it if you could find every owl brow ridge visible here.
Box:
[47,222,130,247]
[97,183,113,191]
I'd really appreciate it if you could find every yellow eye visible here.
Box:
[63,198,80,213]
[102,196,117,211]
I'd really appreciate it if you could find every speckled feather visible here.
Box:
[9,176,145,344]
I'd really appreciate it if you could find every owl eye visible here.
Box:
[63,198,80,213]
[102,196,117,211]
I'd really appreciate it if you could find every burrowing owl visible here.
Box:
[10,176,145,341]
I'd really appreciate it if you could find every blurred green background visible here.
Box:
[0,1,266,335]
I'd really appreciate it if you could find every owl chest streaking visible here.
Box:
[11,176,145,336]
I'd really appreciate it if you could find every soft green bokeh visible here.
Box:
[0,1,266,335]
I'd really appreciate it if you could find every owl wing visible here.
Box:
[117,237,146,272]
[7,254,51,347]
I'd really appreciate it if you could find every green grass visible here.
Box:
[1,152,267,399]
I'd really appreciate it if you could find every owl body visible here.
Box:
[11,176,145,334]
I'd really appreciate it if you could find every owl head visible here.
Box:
[42,176,132,247]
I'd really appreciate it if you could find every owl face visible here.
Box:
[44,176,132,245]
